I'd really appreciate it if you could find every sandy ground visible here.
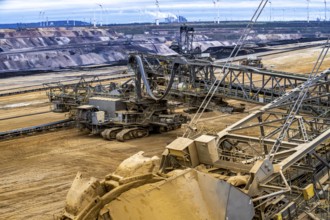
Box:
[262,47,330,74]
[0,46,327,219]
[0,91,64,131]
[0,129,178,219]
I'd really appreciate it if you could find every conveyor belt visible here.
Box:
[0,73,133,97]
[128,54,178,101]
[0,119,74,140]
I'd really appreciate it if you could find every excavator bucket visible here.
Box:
[102,169,255,220]
[58,152,255,220]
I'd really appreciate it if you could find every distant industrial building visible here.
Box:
[165,15,187,23]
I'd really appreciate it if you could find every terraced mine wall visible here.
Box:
[0,27,175,77]
[1,21,330,76]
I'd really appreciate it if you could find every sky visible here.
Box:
[0,0,329,24]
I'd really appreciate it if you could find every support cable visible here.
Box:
[183,0,269,138]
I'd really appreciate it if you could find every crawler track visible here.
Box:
[0,119,74,140]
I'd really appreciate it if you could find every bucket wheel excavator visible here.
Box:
[74,54,188,142]
[56,65,330,220]
[55,2,329,217]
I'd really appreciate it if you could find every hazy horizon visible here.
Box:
[0,0,329,24]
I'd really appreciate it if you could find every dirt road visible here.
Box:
[262,47,330,73]
[0,129,178,219]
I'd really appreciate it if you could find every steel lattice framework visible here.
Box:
[214,70,329,205]
[133,53,330,217]
[131,53,309,105]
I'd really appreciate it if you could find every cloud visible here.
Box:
[1,0,328,11]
